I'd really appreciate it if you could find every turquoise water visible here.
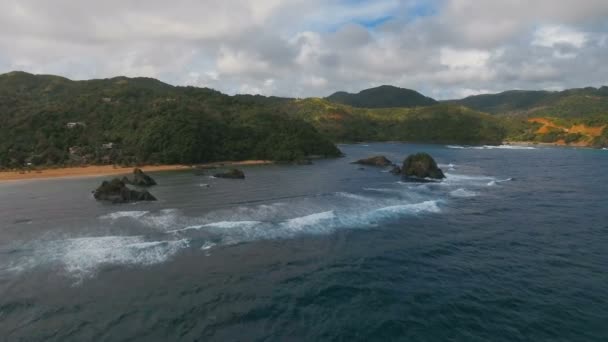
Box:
[0,143,607,341]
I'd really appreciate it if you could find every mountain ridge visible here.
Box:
[326,85,438,108]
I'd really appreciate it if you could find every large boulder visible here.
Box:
[402,153,445,180]
[93,178,157,203]
[122,168,157,186]
[352,155,393,167]
[214,169,245,179]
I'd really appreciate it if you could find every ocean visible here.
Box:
[0,143,607,341]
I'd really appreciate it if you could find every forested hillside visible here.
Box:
[281,98,505,144]
[2,71,606,171]
[0,72,340,169]
[326,85,438,108]
[448,87,608,147]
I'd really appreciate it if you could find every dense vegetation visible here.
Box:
[2,71,606,171]
[447,87,608,147]
[281,98,505,144]
[448,87,608,117]
[0,72,340,169]
[326,85,438,108]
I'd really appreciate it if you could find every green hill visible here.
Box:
[280,98,505,144]
[326,85,438,108]
[447,87,608,147]
[448,87,608,118]
[0,72,340,169]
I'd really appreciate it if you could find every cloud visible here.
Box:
[0,0,607,99]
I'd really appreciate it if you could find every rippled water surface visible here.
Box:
[1,143,607,341]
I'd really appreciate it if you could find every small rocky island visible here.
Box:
[214,169,246,179]
[352,155,393,167]
[401,153,445,180]
[354,153,445,181]
[94,168,158,203]
[93,178,157,203]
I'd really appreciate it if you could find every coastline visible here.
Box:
[503,141,601,149]
[0,160,272,183]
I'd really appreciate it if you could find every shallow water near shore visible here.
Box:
[1,143,607,341]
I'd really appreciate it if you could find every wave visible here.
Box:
[99,211,149,220]
[371,200,441,215]
[163,199,442,251]
[363,187,402,193]
[1,236,189,281]
[447,145,536,150]
[335,192,373,201]
[282,211,336,232]
[487,178,513,186]
[444,173,496,185]
[439,163,456,170]
[450,188,478,198]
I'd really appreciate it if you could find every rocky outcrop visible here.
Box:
[122,168,157,186]
[214,169,245,179]
[352,155,393,167]
[390,165,402,175]
[93,178,157,203]
[401,153,445,180]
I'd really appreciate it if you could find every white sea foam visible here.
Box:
[447,145,536,150]
[439,163,457,170]
[445,173,495,183]
[201,241,216,251]
[99,211,149,220]
[450,188,478,198]
[139,209,181,230]
[282,211,336,232]
[364,187,402,193]
[203,221,263,229]
[487,178,513,186]
[335,192,373,201]
[2,236,189,281]
[372,200,441,216]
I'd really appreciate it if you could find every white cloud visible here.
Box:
[533,25,588,48]
[0,0,607,99]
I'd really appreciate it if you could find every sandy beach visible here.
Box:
[0,160,272,183]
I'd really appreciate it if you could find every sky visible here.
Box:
[1,0,607,99]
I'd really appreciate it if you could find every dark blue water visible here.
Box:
[0,143,607,341]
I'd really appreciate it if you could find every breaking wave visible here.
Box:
[450,188,478,198]
[99,211,149,220]
[1,236,189,281]
[447,145,536,150]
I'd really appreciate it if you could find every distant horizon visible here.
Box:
[3,69,607,101]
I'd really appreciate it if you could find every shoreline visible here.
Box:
[503,141,601,149]
[0,160,272,183]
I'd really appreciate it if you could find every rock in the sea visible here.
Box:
[390,165,402,175]
[93,178,157,203]
[214,169,245,179]
[352,155,393,167]
[402,153,445,180]
[122,168,157,186]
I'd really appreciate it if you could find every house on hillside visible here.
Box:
[66,122,86,129]
[101,142,115,150]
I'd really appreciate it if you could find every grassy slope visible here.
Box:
[281,98,505,144]
[449,87,608,147]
